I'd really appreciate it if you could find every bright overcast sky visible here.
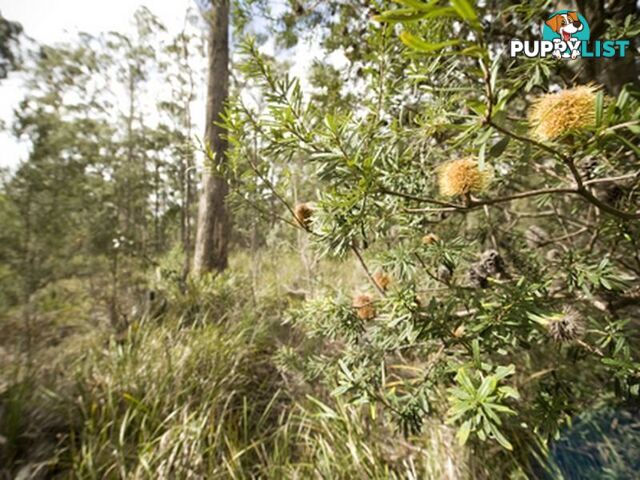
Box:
[0,0,344,170]
[0,0,199,169]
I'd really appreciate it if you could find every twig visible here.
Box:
[351,243,386,297]
[583,172,638,186]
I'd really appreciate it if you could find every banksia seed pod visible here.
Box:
[437,158,492,197]
[547,308,584,343]
[352,293,376,320]
[525,225,549,248]
[480,249,505,276]
[422,233,440,245]
[529,85,598,141]
[468,250,505,288]
[578,156,599,180]
[293,202,314,228]
[468,265,489,289]
[372,271,392,291]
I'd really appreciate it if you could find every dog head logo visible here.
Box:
[542,10,590,59]
[546,12,583,42]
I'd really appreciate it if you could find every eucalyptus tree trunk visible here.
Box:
[193,0,230,274]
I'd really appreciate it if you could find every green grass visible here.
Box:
[0,250,467,479]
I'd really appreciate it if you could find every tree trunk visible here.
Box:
[193,0,230,274]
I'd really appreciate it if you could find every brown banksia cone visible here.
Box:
[547,307,584,343]
[467,264,489,289]
[352,293,376,321]
[437,158,492,197]
[372,271,392,291]
[293,202,314,228]
[529,85,598,141]
[422,233,440,245]
[467,250,505,288]
[480,249,505,276]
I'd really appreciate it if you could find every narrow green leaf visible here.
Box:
[478,142,486,170]
[616,87,630,111]
[460,45,487,58]
[488,136,510,158]
[477,376,497,399]
[595,90,604,128]
[457,419,472,445]
[485,403,516,415]
[450,0,480,28]
[488,422,513,450]
[373,8,429,23]
[399,31,461,52]
[615,134,640,157]
[498,386,520,400]
[455,368,476,393]
[494,364,515,381]
[392,0,438,11]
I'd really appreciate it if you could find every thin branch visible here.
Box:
[537,227,589,248]
[486,120,640,220]
[351,243,386,297]
[487,119,570,163]
[469,187,576,207]
[583,172,638,186]
[380,187,463,208]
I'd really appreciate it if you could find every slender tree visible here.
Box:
[193,0,231,274]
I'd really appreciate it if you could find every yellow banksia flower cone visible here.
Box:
[438,158,492,197]
[528,85,598,141]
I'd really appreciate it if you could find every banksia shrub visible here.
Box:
[293,202,314,228]
[437,158,492,197]
[352,293,376,320]
[372,271,392,291]
[529,85,598,141]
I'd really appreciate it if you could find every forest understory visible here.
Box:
[1,1,640,479]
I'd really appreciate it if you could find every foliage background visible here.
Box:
[1,1,639,478]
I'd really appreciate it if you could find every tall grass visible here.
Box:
[1,252,467,479]
[60,318,466,479]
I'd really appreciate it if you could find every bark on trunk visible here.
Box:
[193,0,230,274]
